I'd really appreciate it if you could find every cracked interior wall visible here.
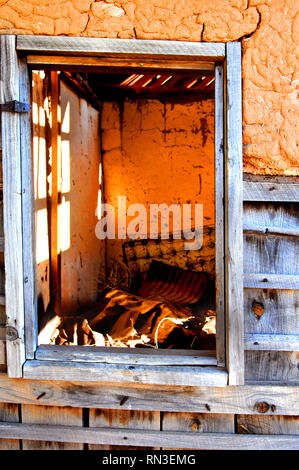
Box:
[0,0,298,175]
[100,97,215,280]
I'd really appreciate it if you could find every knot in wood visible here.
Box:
[252,301,264,318]
[256,401,269,414]
[6,326,19,341]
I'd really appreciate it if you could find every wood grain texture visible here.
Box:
[237,414,299,436]
[19,57,38,360]
[244,289,299,335]
[224,42,244,385]
[243,202,299,383]
[23,360,228,387]
[36,345,217,366]
[17,36,225,59]
[21,404,83,449]
[0,402,20,449]
[0,421,299,449]
[245,333,299,352]
[1,35,25,377]
[161,412,234,449]
[245,351,299,384]
[215,64,225,367]
[243,203,299,276]
[1,373,298,416]
[243,273,299,290]
[89,409,160,450]
[243,181,299,202]
[26,55,215,72]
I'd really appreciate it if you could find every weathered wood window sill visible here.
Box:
[23,346,228,386]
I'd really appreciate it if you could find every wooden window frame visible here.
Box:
[1,35,243,386]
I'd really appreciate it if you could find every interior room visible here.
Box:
[33,66,217,352]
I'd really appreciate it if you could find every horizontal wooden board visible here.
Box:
[244,289,299,335]
[243,274,299,290]
[237,414,299,436]
[243,224,299,237]
[26,55,215,72]
[245,333,299,352]
[23,360,228,387]
[0,373,298,415]
[36,345,217,366]
[243,181,299,202]
[17,36,225,59]
[245,351,299,384]
[0,422,298,449]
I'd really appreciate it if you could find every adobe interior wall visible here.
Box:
[100,97,215,282]
[0,0,298,175]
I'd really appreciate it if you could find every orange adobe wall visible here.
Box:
[100,97,215,281]
[0,0,298,175]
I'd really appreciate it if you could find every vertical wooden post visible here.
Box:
[0,35,25,377]
[49,72,61,314]
[215,64,225,367]
[20,58,38,359]
[224,42,244,385]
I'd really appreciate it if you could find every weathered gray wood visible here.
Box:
[244,289,299,335]
[245,333,299,352]
[243,223,299,237]
[0,295,5,306]
[243,203,299,276]
[245,351,299,384]
[224,42,244,385]
[1,35,25,377]
[244,274,299,290]
[89,409,160,450]
[0,373,298,415]
[215,64,225,367]
[17,36,225,59]
[23,360,228,387]
[21,404,83,450]
[161,412,234,450]
[0,340,5,364]
[237,414,299,437]
[19,57,38,360]
[0,421,299,449]
[243,202,299,383]
[243,181,299,202]
[36,345,217,366]
[0,403,20,449]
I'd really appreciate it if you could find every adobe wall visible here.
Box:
[100,97,215,282]
[0,0,298,175]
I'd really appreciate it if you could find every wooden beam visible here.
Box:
[0,35,25,377]
[23,360,228,387]
[245,333,299,352]
[244,273,299,290]
[0,373,298,415]
[224,42,244,385]
[0,422,298,449]
[49,72,61,313]
[17,36,225,60]
[19,57,38,360]
[26,55,215,73]
[243,224,299,237]
[214,64,225,367]
[35,345,217,366]
[243,181,299,202]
